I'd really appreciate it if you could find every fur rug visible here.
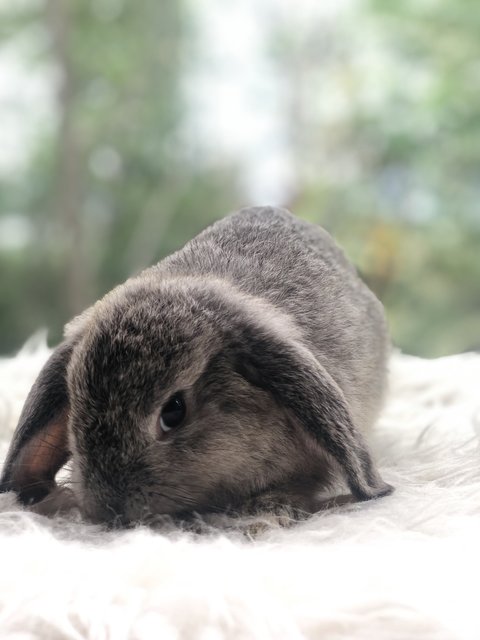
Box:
[1,334,480,639]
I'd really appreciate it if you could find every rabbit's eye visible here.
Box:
[159,393,186,433]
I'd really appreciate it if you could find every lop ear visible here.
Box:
[0,341,73,505]
[233,330,393,502]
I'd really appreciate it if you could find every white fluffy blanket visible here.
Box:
[1,336,480,639]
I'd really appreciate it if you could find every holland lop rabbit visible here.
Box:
[1,207,393,526]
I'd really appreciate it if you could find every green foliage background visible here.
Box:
[0,0,478,356]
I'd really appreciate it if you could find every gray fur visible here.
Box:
[0,206,392,525]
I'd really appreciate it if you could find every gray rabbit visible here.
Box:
[0,206,392,526]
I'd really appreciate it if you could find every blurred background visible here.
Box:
[0,0,479,357]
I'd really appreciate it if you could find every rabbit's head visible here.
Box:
[1,277,392,525]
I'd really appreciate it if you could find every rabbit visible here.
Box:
[0,206,393,526]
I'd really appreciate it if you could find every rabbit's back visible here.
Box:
[160,206,389,430]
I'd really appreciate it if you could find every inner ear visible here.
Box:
[10,409,71,505]
[1,340,73,506]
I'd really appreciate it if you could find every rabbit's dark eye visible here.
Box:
[159,393,186,433]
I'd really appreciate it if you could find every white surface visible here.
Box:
[1,338,480,639]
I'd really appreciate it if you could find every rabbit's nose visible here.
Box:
[83,491,149,528]
[104,504,134,529]
[82,497,130,527]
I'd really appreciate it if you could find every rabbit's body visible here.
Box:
[1,207,392,525]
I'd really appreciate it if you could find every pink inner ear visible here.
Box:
[12,408,70,500]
